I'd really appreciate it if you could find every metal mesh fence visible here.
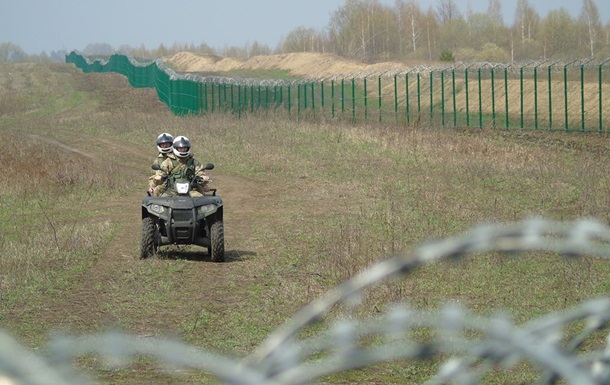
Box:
[65,52,610,133]
[66,52,610,133]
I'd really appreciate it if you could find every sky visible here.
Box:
[1,0,609,55]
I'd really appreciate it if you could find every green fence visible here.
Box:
[66,51,610,133]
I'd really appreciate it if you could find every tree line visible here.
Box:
[278,0,610,63]
[1,0,608,64]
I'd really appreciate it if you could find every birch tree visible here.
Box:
[513,0,539,42]
[578,0,603,57]
[395,0,423,55]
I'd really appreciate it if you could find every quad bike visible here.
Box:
[140,163,224,261]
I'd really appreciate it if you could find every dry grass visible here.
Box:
[181,112,610,326]
[0,134,119,194]
[0,130,120,306]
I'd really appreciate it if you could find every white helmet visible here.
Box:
[156,133,174,154]
[172,136,191,158]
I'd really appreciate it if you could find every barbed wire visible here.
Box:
[73,52,610,88]
[2,217,610,384]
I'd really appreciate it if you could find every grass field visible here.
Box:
[0,61,609,384]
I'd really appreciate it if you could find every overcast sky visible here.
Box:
[2,0,608,55]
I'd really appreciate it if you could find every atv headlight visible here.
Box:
[150,204,165,214]
[199,204,217,215]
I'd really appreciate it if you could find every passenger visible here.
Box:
[148,133,175,196]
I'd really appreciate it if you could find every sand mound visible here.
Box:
[163,52,244,72]
[164,51,413,78]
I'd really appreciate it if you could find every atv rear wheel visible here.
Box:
[140,217,158,259]
[209,219,225,262]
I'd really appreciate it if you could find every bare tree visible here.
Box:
[0,42,26,62]
[487,0,503,26]
[539,9,579,58]
[328,0,369,59]
[424,7,439,61]
[279,27,328,54]
[435,0,462,25]
[396,1,423,55]
[514,0,539,42]
[579,0,603,57]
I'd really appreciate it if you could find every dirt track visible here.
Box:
[1,66,293,383]
[33,131,267,331]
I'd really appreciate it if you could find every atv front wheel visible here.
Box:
[140,217,158,259]
[209,219,225,262]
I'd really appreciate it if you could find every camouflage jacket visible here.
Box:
[148,152,176,189]
[157,155,208,191]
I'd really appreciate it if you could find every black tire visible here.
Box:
[140,217,158,259]
[209,219,225,262]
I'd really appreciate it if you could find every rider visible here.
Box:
[157,135,210,197]
[148,133,175,196]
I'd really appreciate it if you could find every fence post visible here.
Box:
[581,62,585,132]
[310,82,315,112]
[519,66,524,129]
[406,72,411,125]
[257,85,262,110]
[331,79,335,119]
[579,58,594,132]
[320,80,325,109]
[237,84,241,118]
[478,67,482,128]
[250,84,253,113]
[430,70,434,121]
[297,83,301,120]
[533,61,541,130]
[203,83,208,112]
[451,69,457,127]
[223,83,228,111]
[599,58,610,134]
[417,72,421,116]
[217,84,221,112]
[465,66,470,127]
[441,70,445,126]
[210,83,215,113]
[378,75,382,123]
[504,66,509,129]
[287,84,292,116]
[364,77,368,121]
[341,79,345,113]
[394,74,398,121]
[351,78,356,124]
[490,65,496,128]
[548,61,556,129]
[564,59,579,132]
